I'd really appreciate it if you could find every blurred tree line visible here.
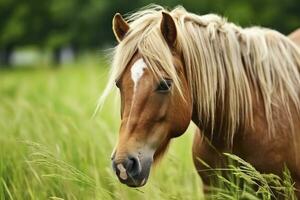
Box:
[0,0,299,66]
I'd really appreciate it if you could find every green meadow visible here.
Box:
[0,56,296,200]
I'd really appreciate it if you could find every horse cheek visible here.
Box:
[170,105,192,138]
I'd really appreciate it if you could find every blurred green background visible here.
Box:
[0,0,299,199]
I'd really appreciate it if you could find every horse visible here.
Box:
[100,5,300,197]
[289,28,300,46]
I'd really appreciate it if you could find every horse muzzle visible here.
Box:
[112,154,153,187]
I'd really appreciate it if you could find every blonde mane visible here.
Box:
[100,5,300,145]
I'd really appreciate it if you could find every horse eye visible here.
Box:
[156,79,172,92]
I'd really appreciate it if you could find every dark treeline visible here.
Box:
[0,0,299,66]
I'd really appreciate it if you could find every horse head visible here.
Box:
[110,12,192,187]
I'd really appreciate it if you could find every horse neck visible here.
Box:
[191,99,237,150]
[190,80,261,150]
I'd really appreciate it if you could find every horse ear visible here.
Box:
[112,13,130,42]
[160,12,177,48]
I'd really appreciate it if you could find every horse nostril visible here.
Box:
[112,156,142,180]
[127,156,141,177]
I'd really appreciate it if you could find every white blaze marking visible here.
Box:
[131,58,147,91]
[117,164,128,180]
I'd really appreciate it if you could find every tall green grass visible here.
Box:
[198,153,297,200]
[0,56,296,199]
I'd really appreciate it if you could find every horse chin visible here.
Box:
[118,157,153,187]
[124,177,148,188]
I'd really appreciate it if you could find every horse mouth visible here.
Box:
[121,176,148,187]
